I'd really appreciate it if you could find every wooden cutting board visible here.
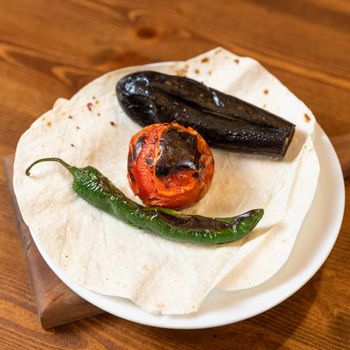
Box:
[3,136,349,329]
[3,155,103,329]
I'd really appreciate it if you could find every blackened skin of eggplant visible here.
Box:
[116,71,296,157]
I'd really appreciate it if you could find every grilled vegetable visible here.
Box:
[128,122,214,210]
[116,71,295,157]
[25,158,263,245]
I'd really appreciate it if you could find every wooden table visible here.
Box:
[0,0,349,348]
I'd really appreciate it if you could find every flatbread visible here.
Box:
[13,48,319,314]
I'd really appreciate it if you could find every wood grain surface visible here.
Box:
[0,0,349,349]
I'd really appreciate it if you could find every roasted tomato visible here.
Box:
[127,122,214,209]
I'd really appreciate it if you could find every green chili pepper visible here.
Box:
[25,158,264,245]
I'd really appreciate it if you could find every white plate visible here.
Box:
[31,124,344,329]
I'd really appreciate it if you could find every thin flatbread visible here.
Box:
[13,48,319,314]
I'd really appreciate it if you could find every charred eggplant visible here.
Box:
[116,71,295,157]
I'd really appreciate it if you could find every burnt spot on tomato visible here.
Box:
[129,171,136,183]
[193,172,202,183]
[155,127,200,177]
[128,151,134,167]
[132,135,146,162]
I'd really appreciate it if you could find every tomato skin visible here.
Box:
[127,122,214,210]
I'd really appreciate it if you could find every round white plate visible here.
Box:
[31,124,345,329]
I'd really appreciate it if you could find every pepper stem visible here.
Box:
[25,157,76,176]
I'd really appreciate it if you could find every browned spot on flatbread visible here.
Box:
[208,70,212,75]
[87,102,93,111]
[110,121,116,126]
[176,65,189,76]
[304,113,311,122]
[97,113,101,117]
[76,126,80,130]
[201,57,209,63]
[263,89,269,95]
[68,115,73,119]
[71,143,75,147]
[47,121,51,127]
[234,59,240,64]
[194,68,200,74]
